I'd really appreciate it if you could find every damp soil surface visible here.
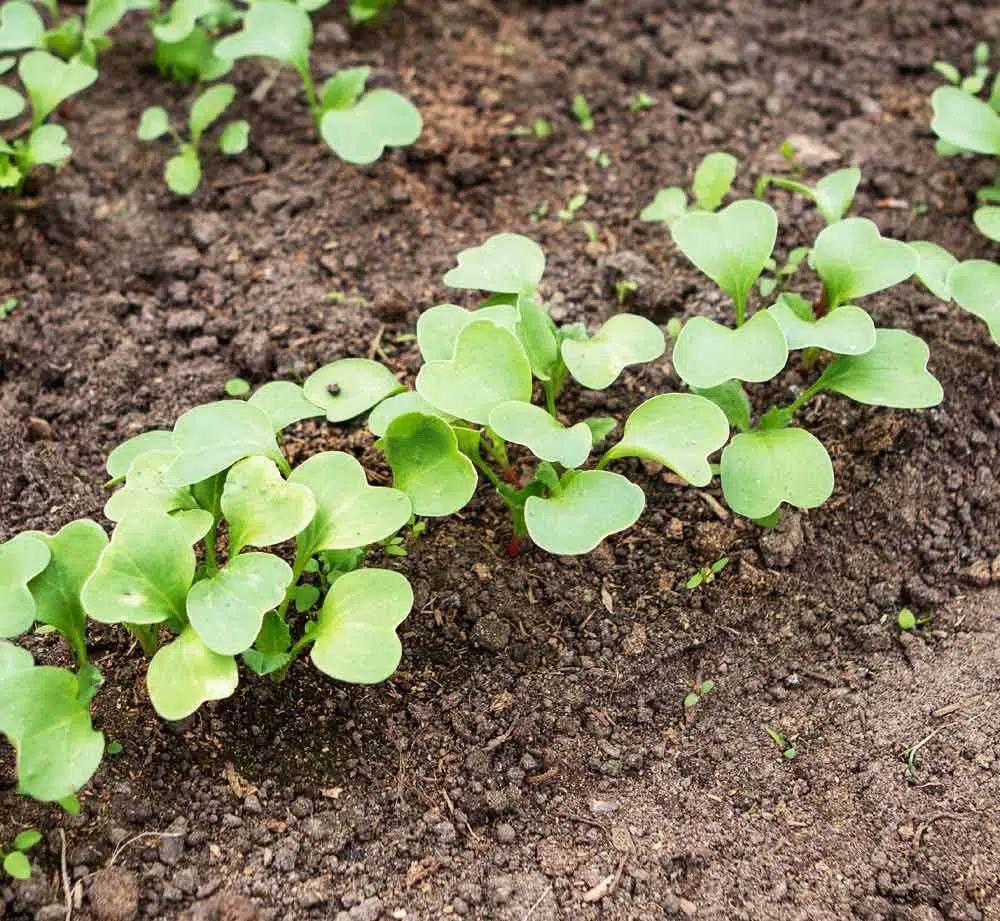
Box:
[3,1,1000,919]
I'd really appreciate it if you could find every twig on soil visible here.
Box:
[58,829,72,921]
[483,718,518,752]
[582,856,626,903]
[520,885,552,920]
[108,831,184,867]
[912,812,960,851]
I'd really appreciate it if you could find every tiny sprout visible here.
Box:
[763,725,798,760]
[2,828,42,880]
[558,192,587,221]
[897,607,930,631]
[629,91,656,113]
[533,118,553,139]
[586,146,610,169]
[225,377,251,397]
[106,740,123,755]
[683,678,715,713]
[529,201,549,222]
[779,138,803,173]
[579,220,599,244]
[572,93,594,131]
[615,280,638,304]
[666,317,683,340]
[686,556,729,590]
[0,297,16,319]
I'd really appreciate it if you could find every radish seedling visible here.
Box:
[641,150,738,228]
[755,165,861,225]
[762,724,798,760]
[683,678,714,713]
[138,82,249,195]
[572,93,593,131]
[2,828,41,880]
[349,0,396,24]
[686,556,729,590]
[149,0,237,82]
[0,0,133,64]
[214,2,421,164]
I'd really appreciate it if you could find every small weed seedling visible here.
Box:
[615,279,638,304]
[0,0,131,64]
[0,51,97,192]
[686,556,729,590]
[0,297,16,318]
[586,146,610,169]
[214,2,421,164]
[683,678,715,713]
[2,829,42,880]
[138,83,249,195]
[224,376,251,397]
[763,725,798,760]
[628,91,656,113]
[572,93,594,131]
[641,150,738,228]
[512,117,553,140]
[897,607,930,631]
[557,192,587,221]
[349,0,397,24]
[929,41,1000,241]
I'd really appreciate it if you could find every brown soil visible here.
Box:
[2,1,1000,920]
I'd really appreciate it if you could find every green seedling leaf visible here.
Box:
[81,512,195,626]
[813,167,861,223]
[294,584,320,613]
[166,400,283,486]
[561,314,665,390]
[973,205,1000,241]
[24,124,71,167]
[221,456,316,555]
[0,641,32,678]
[376,413,478,517]
[321,65,370,110]
[18,51,98,125]
[0,664,104,802]
[489,401,592,469]
[303,358,403,423]
[0,536,50,638]
[0,85,24,120]
[24,520,107,663]
[3,852,31,880]
[84,0,129,40]
[218,120,249,155]
[214,0,312,72]
[443,233,546,295]
[368,391,455,437]
[671,200,778,311]
[930,86,1000,155]
[525,470,645,555]
[640,187,687,226]
[0,2,44,53]
[187,552,292,655]
[12,829,41,851]
[320,89,421,165]
[948,259,1000,343]
[692,151,737,211]
[311,568,413,684]
[105,449,199,521]
[247,380,325,432]
[601,393,730,487]
[152,0,219,43]
[694,380,751,433]
[165,146,201,195]
[584,416,616,444]
[415,303,518,362]
[515,297,559,381]
[818,328,943,408]
[933,61,961,84]
[909,241,958,301]
[146,627,238,720]
[720,428,834,519]
[672,312,788,390]
[189,83,235,143]
[768,297,875,355]
[811,219,918,309]
[106,430,174,482]
[416,321,532,424]
[290,452,412,554]
[225,377,250,397]
[898,607,916,631]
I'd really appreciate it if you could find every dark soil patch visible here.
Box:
[2,1,1000,920]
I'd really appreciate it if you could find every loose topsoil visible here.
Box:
[2,1,1000,919]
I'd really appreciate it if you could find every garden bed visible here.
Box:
[2,0,999,919]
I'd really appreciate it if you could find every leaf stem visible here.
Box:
[782,378,826,420]
[298,63,321,121]
[203,522,219,575]
[543,381,557,417]
[734,292,746,327]
[128,624,159,658]
[271,632,314,682]
[468,450,504,490]
[277,546,310,620]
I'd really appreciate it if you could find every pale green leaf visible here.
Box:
[489,401,592,469]
[368,391,455,437]
[18,51,97,124]
[320,65,369,111]
[693,380,751,433]
[3,852,31,879]
[813,167,861,223]
[909,240,958,301]
[561,314,665,390]
[218,119,248,155]
[0,536,50,638]
[0,85,24,120]
[768,297,875,355]
[105,430,174,481]
[515,297,559,381]
[930,85,1000,155]
[320,89,421,165]
[138,106,171,141]
[24,124,71,167]
[640,187,687,226]
[189,83,235,143]
[214,0,312,71]
[0,2,44,53]
[303,358,403,423]
[165,147,201,195]
[692,150,737,211]
[105,449,199,522]
[672,312,788,390]
[415,303,518,362]
[948,259,1000,343]
[973,205,1000,242]
[146,627,238,720]
[246,380,325,431]
[442,233,546,295]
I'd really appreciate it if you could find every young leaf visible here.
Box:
[18,51,98,125]
[0,84,24,120]
[584,416,617,444]
[221,456,316,555]
[930,86,1000,155]
[214,0,312,73]
[416,321,532,424]
[166,400,284,486]
[146,627,238,720]
[0,665,104,802]
[813,167,861,223]
[694,380,751,433]
[909,240,958,301]
[81,512,195,626]
[3,851,31,880]
[320,65,370,110]
[560,314,666,390]
[290,452,412,554]
[0,2,44,53]
[24,124,72,167]
[376,413,478,516]
[320,90,422,165]
[187,552,292,655]
[720,428,834,519]
[105,449,199,521]
[151,0,219,43]
[515,297,559,381]
[0,536,50,638]
[0,640,32,677]
[218,120,249,155]
[768,298,876,355]
[416,303,518,362]
[601,393,730,486]
[691,151,737,211]
[246,380,325,431]
[973,205,1000,242]
[165,146,201,195]
[303,358,403,423]
[672,312,788,390]
[310,568,413,684]
[83,0,130,41]
[524,470,645,555]
[640,187,687,226]
[489,401,593,469]
[368,391,455,437]
[948,259,1000,343]
[189,84,236,143]
[12,829,41,852]
[105,430,175,482]
[138,106,171,141]
[443,234,546,296]
[671,200,778,311]
[23,520,107,664]
[817,328,943,408]
[811,219,918,309]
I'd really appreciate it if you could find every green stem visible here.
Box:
[485,428,511,469]
[277,547,310,620]
[298,63,320,121]
[271,632,314,683]
[734,292,746,327]
[544,381,557,417]
[128,624,159,658]
[783,378,825,420]
[469,450,505,490]
[203,522,219,575]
